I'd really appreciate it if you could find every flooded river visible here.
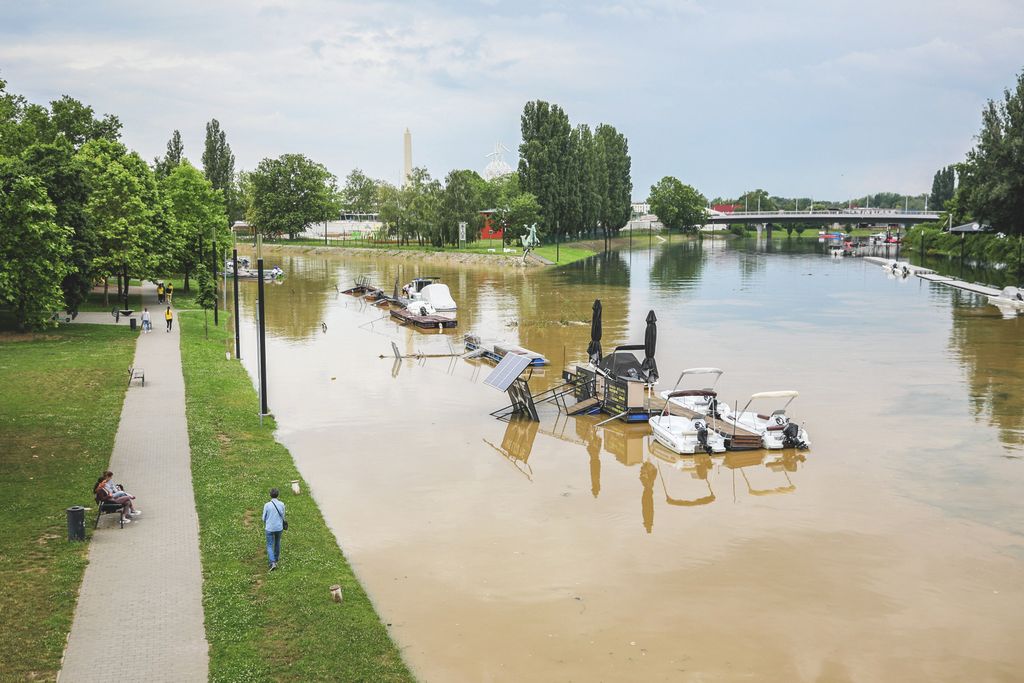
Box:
[235,238,1023,682]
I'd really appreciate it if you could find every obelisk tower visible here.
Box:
[402,128,412,186]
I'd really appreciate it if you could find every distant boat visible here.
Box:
[225,257,284,280]
[400,276,457,313]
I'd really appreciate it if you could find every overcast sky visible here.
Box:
[2,0,1022,200]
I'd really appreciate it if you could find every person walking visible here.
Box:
[167,282,174,303]
[157,283,164,304]
[164,306,173,332]
[141,307,152,333]
[262,488,286,571]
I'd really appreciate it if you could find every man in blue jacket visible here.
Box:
[262,488,286,571]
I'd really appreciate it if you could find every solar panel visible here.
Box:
[484,352,532,391]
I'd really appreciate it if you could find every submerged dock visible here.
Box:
[390,307,458,329]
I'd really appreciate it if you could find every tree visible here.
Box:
[491,192,541,244]
[154,130,184,178]
[518,100,572,238]
[20,139,96,314]
[570,124,600,239]
[161,161,226,291]
[194,263,217,339]
[929,165,955,210]
[76,139,160,308]
[737,189,777,212]
[648,177,707,233]
[0,158,73,329]
[439,169,486,246]
[49,96,121,148]
[594,123,632,246]
[247,154,338,239]
[202,118,238,223]
[341,168,381,213]
[400,167,442,245]
[960,69,1024,236]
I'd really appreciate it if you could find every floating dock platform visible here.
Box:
[390,308,458,329]
[464,334,548,366]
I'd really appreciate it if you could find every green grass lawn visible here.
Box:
[178,312,413,682]
[533,244,596,265]
[0,324,136,681]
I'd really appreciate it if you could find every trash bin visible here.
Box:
[67,506,86,541]
[129,317,137,331]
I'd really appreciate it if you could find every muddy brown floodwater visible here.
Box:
[235,239,1024,682]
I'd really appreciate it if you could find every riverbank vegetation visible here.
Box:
[0,324,135,680]
[0,79,231,329]
[178,312,413,682]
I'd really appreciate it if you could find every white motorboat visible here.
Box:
[658,367,729,419]
[404,301,438,317]
[401,276,457,312]
[719,390,810,450]
[225,257,284,280]
[649,390,727,455]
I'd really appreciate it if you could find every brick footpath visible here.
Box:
[59,285,208,682]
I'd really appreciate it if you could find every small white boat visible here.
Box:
[658,368,729,419]
[401,277,457,312]
[404,301,438,317]
[225,257,284,280]
[650,391,727,455]
[719,390,810,450]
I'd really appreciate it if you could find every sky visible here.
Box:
[1,0,1022,201]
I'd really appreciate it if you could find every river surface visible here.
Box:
[234,238,1024,682]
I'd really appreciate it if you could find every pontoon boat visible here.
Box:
[719,390,810,450]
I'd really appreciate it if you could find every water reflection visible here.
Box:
[949,297,1024,450]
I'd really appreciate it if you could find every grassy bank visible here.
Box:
[178,312,413,682]
[0,324,136,680]
[261,236,598,266]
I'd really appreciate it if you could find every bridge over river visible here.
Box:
[704,209,941,225]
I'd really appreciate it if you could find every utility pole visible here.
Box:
[256,235,268,416]
[212,231,219,326]
[232,245,240,359]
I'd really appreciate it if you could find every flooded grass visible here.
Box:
[178,312,413,682]
[0,324,135,681]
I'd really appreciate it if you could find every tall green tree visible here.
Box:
[161,161,226,290]
[518,100,572,238]
[569,124,600,239]
[247,154,338,239]
[76,139,160,308]
[193,263,217,338]
[202,118,238,223]
[20,139,94,314]
[439,169,486,246]
[400,167,442,245]
[929,165,956,210]
[594,123,632,245]
[154,129,184,178]
[0,158,73,329]
[960,69,1024,235]
[648,177,707,233]
[341,168,381,213]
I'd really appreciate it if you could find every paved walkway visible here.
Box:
[60,284,208,682]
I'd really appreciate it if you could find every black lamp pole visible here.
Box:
[232,248,240,359]
[212,236,219,326]
[256,254,268,415]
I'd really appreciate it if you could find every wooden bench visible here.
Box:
[128,366,145,387]
[94,497,127,529]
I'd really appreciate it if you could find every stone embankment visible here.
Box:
[262,243,543,268]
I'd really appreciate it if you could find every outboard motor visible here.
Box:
[695,420,712,455]
[782,422,807,449]
[707,397,719,419]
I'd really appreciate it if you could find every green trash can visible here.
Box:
[67,506,86,541]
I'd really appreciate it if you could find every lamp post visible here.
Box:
[212,226,219,326]
[232,230,240,360]
[256,234,268,416]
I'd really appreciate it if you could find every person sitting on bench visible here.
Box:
[102,471,141,516]
[93,477,135,522]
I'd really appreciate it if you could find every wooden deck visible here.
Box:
[648,397,763,450]
[916,272,1003,297]
[389,308,458,329]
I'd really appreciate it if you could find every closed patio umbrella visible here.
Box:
[640,309,658,382]
[587,299,602,364]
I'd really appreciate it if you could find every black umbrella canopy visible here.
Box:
[641,309,659,383]
[587,299,602,364]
